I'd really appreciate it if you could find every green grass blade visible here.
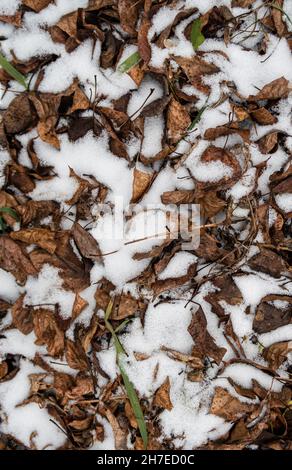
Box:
[105,300,148,448]
[188,104,208,131]
[0,207,19,221]
[191,19,205,51]
[0,53,28,89]
[0,216,7,232]
[118,355,148,449]
[118,51,141,73]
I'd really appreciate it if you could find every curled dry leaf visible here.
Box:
[257,131,278,154]
[0,236,36,284]
[118,0,139,36]
[33,309,64,357]
[11,294,34,335]
[167,99,191,143]
[210,386,255,421]
[188,306,227,364]
[138,14,151,65]
[10,228,57,254]
[253,294,291,334]
[65,339,89,371]
[131,168,153,203]
[3,94,37,134]
[22,0,52,12]
[248,77,289,102]
[174,55,220,94]
[72,223,102,261]
[153,377,173,411]
[264,341,292,370]
[248,249,288,278]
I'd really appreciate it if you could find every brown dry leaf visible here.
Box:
[188,306,226,364]
[210,386,255,421]
[131,168,153,203]
[101,407,127,450]
[128,64,144,86]
[248,249,287,278]
[264,341,292,370]
[197,146,242,190]
[161,189,196,205]
[72,293,88,320]
[33,309,64,357]
[68,374,94,398]
[0,11,22,27]
[140,95,171,118]
[112,293,146,321]
[153,262,197,296]
[118,0,139,36]
[138,14,151,65]
[196,190,226,218]
[7,163,35,194]
[10,228,57,254]
[205,275,243,319]
[0,236,36,284]
[250,107,277,125]
[271,0,287,37]
[65,339,89,371]
[257,131,278,154]
[174,55,220,94]
[204,124,250,143]
[125,400,138,429]
[3,94,37,135]
[167,99,191,143]
[153,377,173,411]
[72,223,102,261]
[22,0,52,12]
[95,278,115,311]
[253,294,291,334]
[194,232,236,266]
[11,294,34,335]
[0,361,8,380]
[248,77,289,101]
[232,0,255,7]
[17,200,58,225]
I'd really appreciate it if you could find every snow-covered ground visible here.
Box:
[0,0,291,450]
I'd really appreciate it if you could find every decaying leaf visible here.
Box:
[33,309,64,357]
[153,377,173,411]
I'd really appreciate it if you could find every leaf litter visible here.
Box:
[0,0,291,452]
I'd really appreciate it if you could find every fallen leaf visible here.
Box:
[153,377,173,411]
[188,306,227,364]
[167,99,191,143]
[131,168,153,203]
[33,309,64,357]
[0,236,36,284]
[11,294,34,335]
[210,386,255,421]
[3,94,36,134]
[248,77,289,101]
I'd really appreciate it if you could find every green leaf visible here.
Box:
[0,207,19,221]
[118,355,148,449]
[191,19,205,51]
[118,51,141,73]
[105,300,148,449]
[0,53,28,89]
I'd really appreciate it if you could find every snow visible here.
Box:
[0,359,66,449]
[275,193,292,213]
[24,265,75,320]
[0,0,21,15]
[158,252,197,280]
[0,0,292,452]
[218,363,282,393]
